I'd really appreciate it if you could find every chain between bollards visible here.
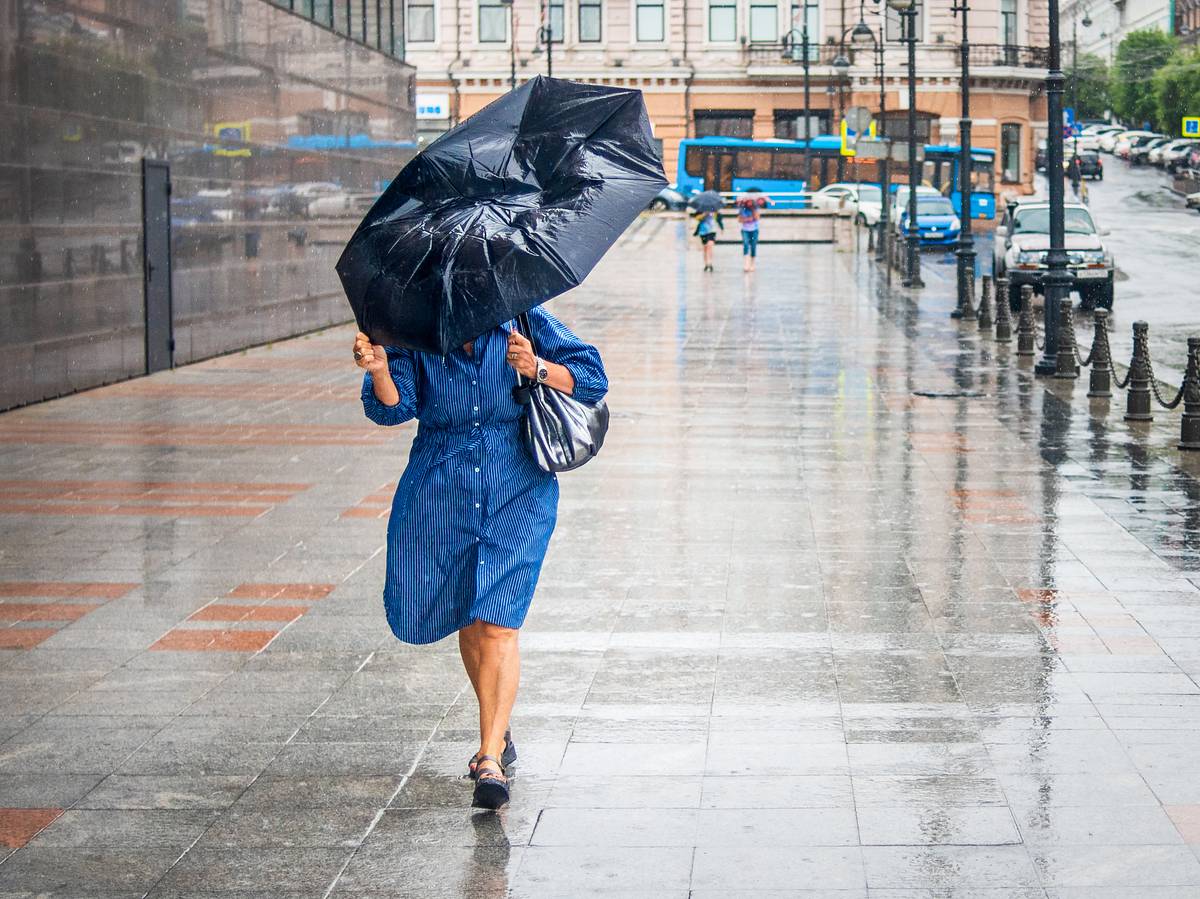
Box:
[994,274,1013,343]
[1016,284,1036,357]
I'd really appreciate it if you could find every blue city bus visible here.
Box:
[676,136,997,218]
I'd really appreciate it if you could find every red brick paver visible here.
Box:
[0,809,62,849]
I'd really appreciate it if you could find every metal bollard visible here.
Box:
[1179,338,1200,450]
[994,275,1013,343]
[1125,321,1153,422]
[977,274,993,330]
[962,267,978,322]
[1055,298,1079,379]
[1016,284,1036,357]
[1087,309,1113,398]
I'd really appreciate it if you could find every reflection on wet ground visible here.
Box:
[1,216,1199,895]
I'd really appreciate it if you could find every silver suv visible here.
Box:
[994,200,1114,310]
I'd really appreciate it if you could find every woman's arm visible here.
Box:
[511,309,608,404]
[353,332,418,426]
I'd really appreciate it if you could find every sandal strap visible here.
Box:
[475,754,506,781]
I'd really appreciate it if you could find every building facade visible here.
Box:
[1061,0,1171,61]
[406,0,1049,195]
[0,0,418,411]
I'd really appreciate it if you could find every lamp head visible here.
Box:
[832,52,852,69]
[885,0,914,9]
[851,19,875,43]
[1082,14,1093,26]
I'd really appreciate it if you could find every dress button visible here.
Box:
[473,405,479,411]
[475,467,481,473]
[473,422,480,428]
[472,380,477,386]
[475,503,480,509]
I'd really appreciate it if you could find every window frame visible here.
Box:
[406,0,437,43]
[477,0,509,43]
[786,0,820,60]
[634,0,666,43]
[749,0,779,42]
[1001,122,1022,184]
[707,0,738,43]
[578,0,603,41]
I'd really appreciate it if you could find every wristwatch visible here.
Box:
[535,357,549,384]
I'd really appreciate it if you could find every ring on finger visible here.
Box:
[354,351,363,361]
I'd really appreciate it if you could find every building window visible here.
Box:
[636,0,665,40]
[408,0,436,41]
[709,0,736,41]
[787,1,820,59]
[1001,0,1018,45]
[579,0,602,40]
[1001,123,1021,182]
[549,0,565,41]
[881,110,934,141]
[773,109,829,139]
[884,1,922,42]
[479,0,508,41]
[750,0,778,41]
[275,0,406,56]
[695,109,754,138]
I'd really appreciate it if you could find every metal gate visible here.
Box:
[141,159,173,373]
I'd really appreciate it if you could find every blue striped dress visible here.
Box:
[361,306,608,644]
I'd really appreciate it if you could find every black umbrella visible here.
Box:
[336,76,667,355]
[689,190,724,213]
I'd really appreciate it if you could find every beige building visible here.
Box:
[406,0,1049,196]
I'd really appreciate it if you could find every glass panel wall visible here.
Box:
[0,0,417,410]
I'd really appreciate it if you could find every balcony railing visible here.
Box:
[743,41,1048,70]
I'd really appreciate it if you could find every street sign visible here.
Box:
[845,106,873,133]
[840,119,877,157]
[855,139,890,160]
[1184,117,1200,138]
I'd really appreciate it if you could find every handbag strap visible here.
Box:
[515,311,538,389]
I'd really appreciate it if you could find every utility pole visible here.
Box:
[953,0,975,316]
[803,20,813,188]
[1037,0,1070,374]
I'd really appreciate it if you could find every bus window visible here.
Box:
[684,147,704,177]
[740,150,774,180]
[772,149,806,182]
[972,159,995,193]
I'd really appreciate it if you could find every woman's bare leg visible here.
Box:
[458,626,482,700]
[469,619,520,764]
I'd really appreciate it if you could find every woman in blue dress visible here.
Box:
[352,308,607,809]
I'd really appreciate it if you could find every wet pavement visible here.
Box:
[3,216,1200,896]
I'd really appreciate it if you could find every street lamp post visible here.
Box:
[888,0,922,288]
[782,21,815,187]
[952,0,975,317]
[834,11,888,264]
[1036,0,1070,374]
[500,0,517,88]
[536,25,554,77]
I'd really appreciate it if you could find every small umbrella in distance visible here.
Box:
[336,76,667,356]
[689,190,724,213]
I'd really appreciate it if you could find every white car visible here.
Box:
[810,182,884,225]
[1099,130,1150,154]
[1069,133,1101,152]
[1114,131,1161,158]
[1150,138,1195,167]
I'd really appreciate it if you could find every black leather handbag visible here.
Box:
[511,312,609,473]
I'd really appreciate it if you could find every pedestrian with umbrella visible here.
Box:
[339,77,666,810]
[690,190,724,272]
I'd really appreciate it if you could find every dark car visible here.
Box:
[1076,151,1103,180]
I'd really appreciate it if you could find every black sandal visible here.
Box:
[471,755,510,809]
[468,730,516,779]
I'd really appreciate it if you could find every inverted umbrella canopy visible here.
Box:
[336,76,668,356]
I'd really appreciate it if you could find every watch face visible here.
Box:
[537,365,549,382]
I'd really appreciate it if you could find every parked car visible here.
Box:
[1082,124,1122,136]
[1130,136,1170,166]
[647,185,687,211]
[306,190,377,218]
[895,193,961,247]
[994,200,1114,310]
[1116,132,1162,159]
[1187,191,1200,213]
[1161,141,1200,173]
[810,182,884,225]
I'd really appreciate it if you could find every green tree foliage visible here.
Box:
[1112,29,1177,128]
[1154,49,1200,136]
[1070,52,1111,120]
